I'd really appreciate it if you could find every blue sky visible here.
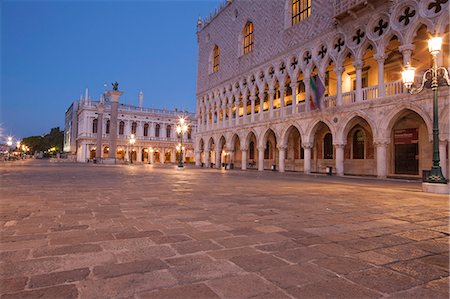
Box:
[1,0,220,139]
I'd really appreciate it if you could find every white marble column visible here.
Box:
[375,54,386,98]
[95,103,105,160]
[149,150,154,164]
[222,106,227,128]
[243,95,248,124]
[334,144,345,176]
[215,150,221,168]
[268,89,275,119]
[354,60,364,102]
[399,43,415,65]
[258,146,265,171]
[279,87,285,118]
[290,83,298,114]
[259,92,265,121]
[375,141,388,178]
[278,146,286,172]
[334,67,344,106]
[241,148,248,170]
[205,147,211,167]
[159,148,164,163]
[303,143,312,174]
[250,94,256,122]
[171,149,176,163]
[137,147,142,162]
[195,150,201,166]
[235,101,239,126]
[228,105,233,127]
[304,75,311,112]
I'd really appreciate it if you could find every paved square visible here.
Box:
[1,160,449,298]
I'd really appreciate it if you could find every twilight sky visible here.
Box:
[1,0,220,139]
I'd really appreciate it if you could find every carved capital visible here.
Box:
[302,142,313,149]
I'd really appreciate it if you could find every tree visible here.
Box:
[22,127,63,155]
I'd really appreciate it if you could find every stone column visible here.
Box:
[171,149,176,163]
[243,96,248,124]
[160,148,164,163]
[107,90,123,163]
[235,102,239,126]
[125,147,129,162]
[241,148,248,170]
[439,141,447,180]
[222,106,227,128]
[228,105,233,127]
[95,103,105,160]
[206,111,210,131]
[375,54,386,98]
[278,146,286,172]
[259,92,265,121]
[399,43,415,65]
[215,149,221,168]
[303,143,312,174]
[304,75,311,112]
[290,83,298,114]
[279,87,285,118]
[250,94,256,122]
[334,144,345,176]
[258,146,265,171]
[195,150,201,166]
[137,147,142,162]
[354,60,364,102]
[205,147,211,167]
[268,89,275,119]
[375,141,388,178]
[149,149,155,164]
[334,67,344,106]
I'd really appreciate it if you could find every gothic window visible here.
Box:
[143,123,149,137]
[323,133,333,159]
[243,22,254,55]
[292,0,311,25]
[119,121,125,135]
[353,130,365,159]
[155,124,160,137]
[131,122,137,134]
[213,45,220,73]
[106,120,110,134]
[249,141,255,159]
[187,127,192,139]
[166,125,171,138]
[92,119,98,134]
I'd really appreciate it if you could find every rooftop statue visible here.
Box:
[112,81,119,91]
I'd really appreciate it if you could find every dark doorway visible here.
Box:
[394,128,419,175]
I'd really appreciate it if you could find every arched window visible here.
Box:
[213,45,220,73]
[292,0,311,25]
[323,133,333,159]
[106,120,110,134]
[143,123,149,137]
[155,124,160,137]
[166,125,171,138]
[131,122,137,134]
[249,141,255,159]
[243,22,254,54]
[353,130,365,159]
[92,119,98,134]
[119,121,125,135]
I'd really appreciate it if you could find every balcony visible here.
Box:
[334,0,381,20]
[200,80,407,133]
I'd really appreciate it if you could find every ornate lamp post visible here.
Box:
[175,117,188,169]
[129,134,136,164]
[402,36,449,185]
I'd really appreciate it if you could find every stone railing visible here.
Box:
[334,0,366,17]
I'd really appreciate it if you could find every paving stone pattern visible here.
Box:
[0,160,449,298]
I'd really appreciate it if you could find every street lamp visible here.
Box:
[6,136,13,147]
[402,36,449,184]
[175,117,189,169]
[129,134,136,164]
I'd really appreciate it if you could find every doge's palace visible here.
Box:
[194,0,449,181]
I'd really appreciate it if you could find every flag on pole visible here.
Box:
[309,75,325,110]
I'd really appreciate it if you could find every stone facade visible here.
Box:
[195,0,449,179]
[64,90,196,164]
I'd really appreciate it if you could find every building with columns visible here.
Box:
[194,0,449,180]
[64,89,196,163]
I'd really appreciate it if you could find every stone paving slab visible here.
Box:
[0,160,449,298]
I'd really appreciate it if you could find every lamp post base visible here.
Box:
[422,182,449,194]
[426,166,447,184]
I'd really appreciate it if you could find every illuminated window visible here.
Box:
[292,0,311,25]
[213,45,220,73]
[243,22,254,54]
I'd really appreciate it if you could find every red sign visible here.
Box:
[394,128,418,145]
